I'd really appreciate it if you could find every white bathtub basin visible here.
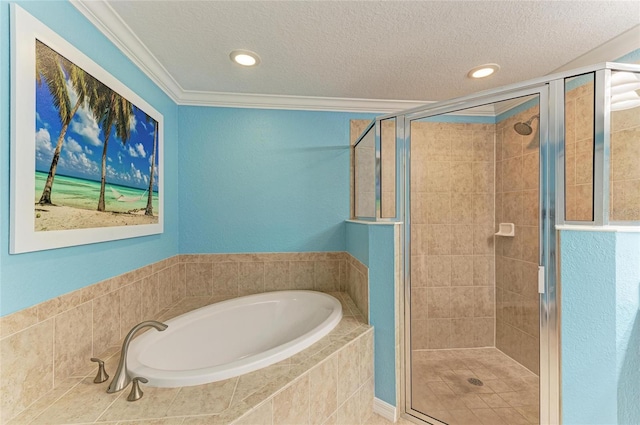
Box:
[127,290,342,387]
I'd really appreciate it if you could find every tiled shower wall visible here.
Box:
[495,105,541,374]
[410,121,496,349]
[610,92,640,221]
[0,252,368,424]
[565,82,595,221]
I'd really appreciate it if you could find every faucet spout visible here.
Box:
[107,320,168,393]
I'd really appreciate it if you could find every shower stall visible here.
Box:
[352,62,640,424]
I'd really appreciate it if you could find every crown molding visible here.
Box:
[552,24,640,73]
[70,0,184,102]
[178,90,431,113]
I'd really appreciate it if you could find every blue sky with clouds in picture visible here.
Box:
[35,70,158,191]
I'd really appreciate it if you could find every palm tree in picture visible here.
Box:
[89,79,133,212]
[36,40,89,205]
[144,114,158,216]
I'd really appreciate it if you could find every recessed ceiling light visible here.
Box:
[467,63,500,79]
[230,50,260,67]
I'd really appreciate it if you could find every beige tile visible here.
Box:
[98,385,181,422]
[337,340,360,404]
[185,262,213,296]
[502,192,523,225]
[450,287,474,318]
[167,378,237,416]
[93,291,120,356]
[451,225,474,255]
[474,287,495,318]
[426,193,451,224]
[119,281,142,340]
[54,302,93,384]
[427,318,451,349]
[451,134,474,162]
[336,391,359,425]
[273,375,310,425]
[411,255,428,288]
[451,193,474,224]
[451,256,473,287]
[473,131,494,162]
[5,377,81,425]
[473,408,510,425]
[141,273,160,320]
[411,287,429,322]
[494,406,531,424]
[358,377,374,424]
[473,162,494,193]
[427,255,451,287]
[0,319,54,423]
[427,287,451,319]
[426,161,451,193]
[426,135,451,161]
[522,190,539,226]
[473,194,494,225]
[290,261,315,290]
[212,262,239,297]
[0,306,39,339]
[450,318,475,348]
[310,354,338,424]
[479,393,510,408]
[36,290,84,322]
[315,261,341,292]
[238,262,265,296]
[411,319,429,350]
[157,268,173,311]
[264,261,291,292]
[473,226,495,255]
[359,330,374,385]
[427,225,452,255]
[411,224,428,256]
[522,152,539,191]
[234,400,273,425]
[451,162,473,193]
[171,264,186,303]
[502,157,523,192]
[31,377,119,424]
[473,256,494,287]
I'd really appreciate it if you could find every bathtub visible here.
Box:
[127,290,343,387]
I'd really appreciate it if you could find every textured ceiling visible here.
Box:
[107,1,640,102]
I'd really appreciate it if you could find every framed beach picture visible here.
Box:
[10,5,164,254]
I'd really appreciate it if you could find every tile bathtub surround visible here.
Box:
[0,252,370,424]
[179,252,369,320]
[6,294,373,425]
[0,256,185,424]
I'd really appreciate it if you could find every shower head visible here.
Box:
[514,114,539,136]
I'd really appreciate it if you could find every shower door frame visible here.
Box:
[396,83,557,425]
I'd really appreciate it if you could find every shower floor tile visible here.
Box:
[411,348,539,425]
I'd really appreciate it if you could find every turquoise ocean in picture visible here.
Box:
[35,171,159,214]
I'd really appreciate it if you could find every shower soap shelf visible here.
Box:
[495,223,515,237]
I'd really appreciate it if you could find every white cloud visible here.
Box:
[60,150,99,176]
[35,128,54,162]
[107,157,113,163]
[64,137,83,153]
[130,162,143,183]
[71,106,102,147]
[135,143,146,158]
[129,114,137,132]
[128,145,139,157]
[84,146,93,155]
[143,175,149,185]
[117,152,123,164]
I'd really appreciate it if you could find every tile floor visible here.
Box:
[409,348,539,425]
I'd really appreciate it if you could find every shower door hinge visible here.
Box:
[538,266,545,294]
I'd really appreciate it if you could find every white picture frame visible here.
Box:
[10,5,164,254]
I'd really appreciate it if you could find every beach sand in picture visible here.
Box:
[35,204,157,231]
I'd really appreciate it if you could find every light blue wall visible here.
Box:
[178,106,375,253]
[346,221,397,405]
[0,1,179,316]
[615,232,640,424]
[560,230,640,424]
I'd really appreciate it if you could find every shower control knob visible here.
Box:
[127,376,148,401]
[90,358,109,384]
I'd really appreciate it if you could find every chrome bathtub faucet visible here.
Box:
[107,320,168,394]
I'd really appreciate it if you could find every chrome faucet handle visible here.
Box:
[90,358,109,384]
[127,376,148,402]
